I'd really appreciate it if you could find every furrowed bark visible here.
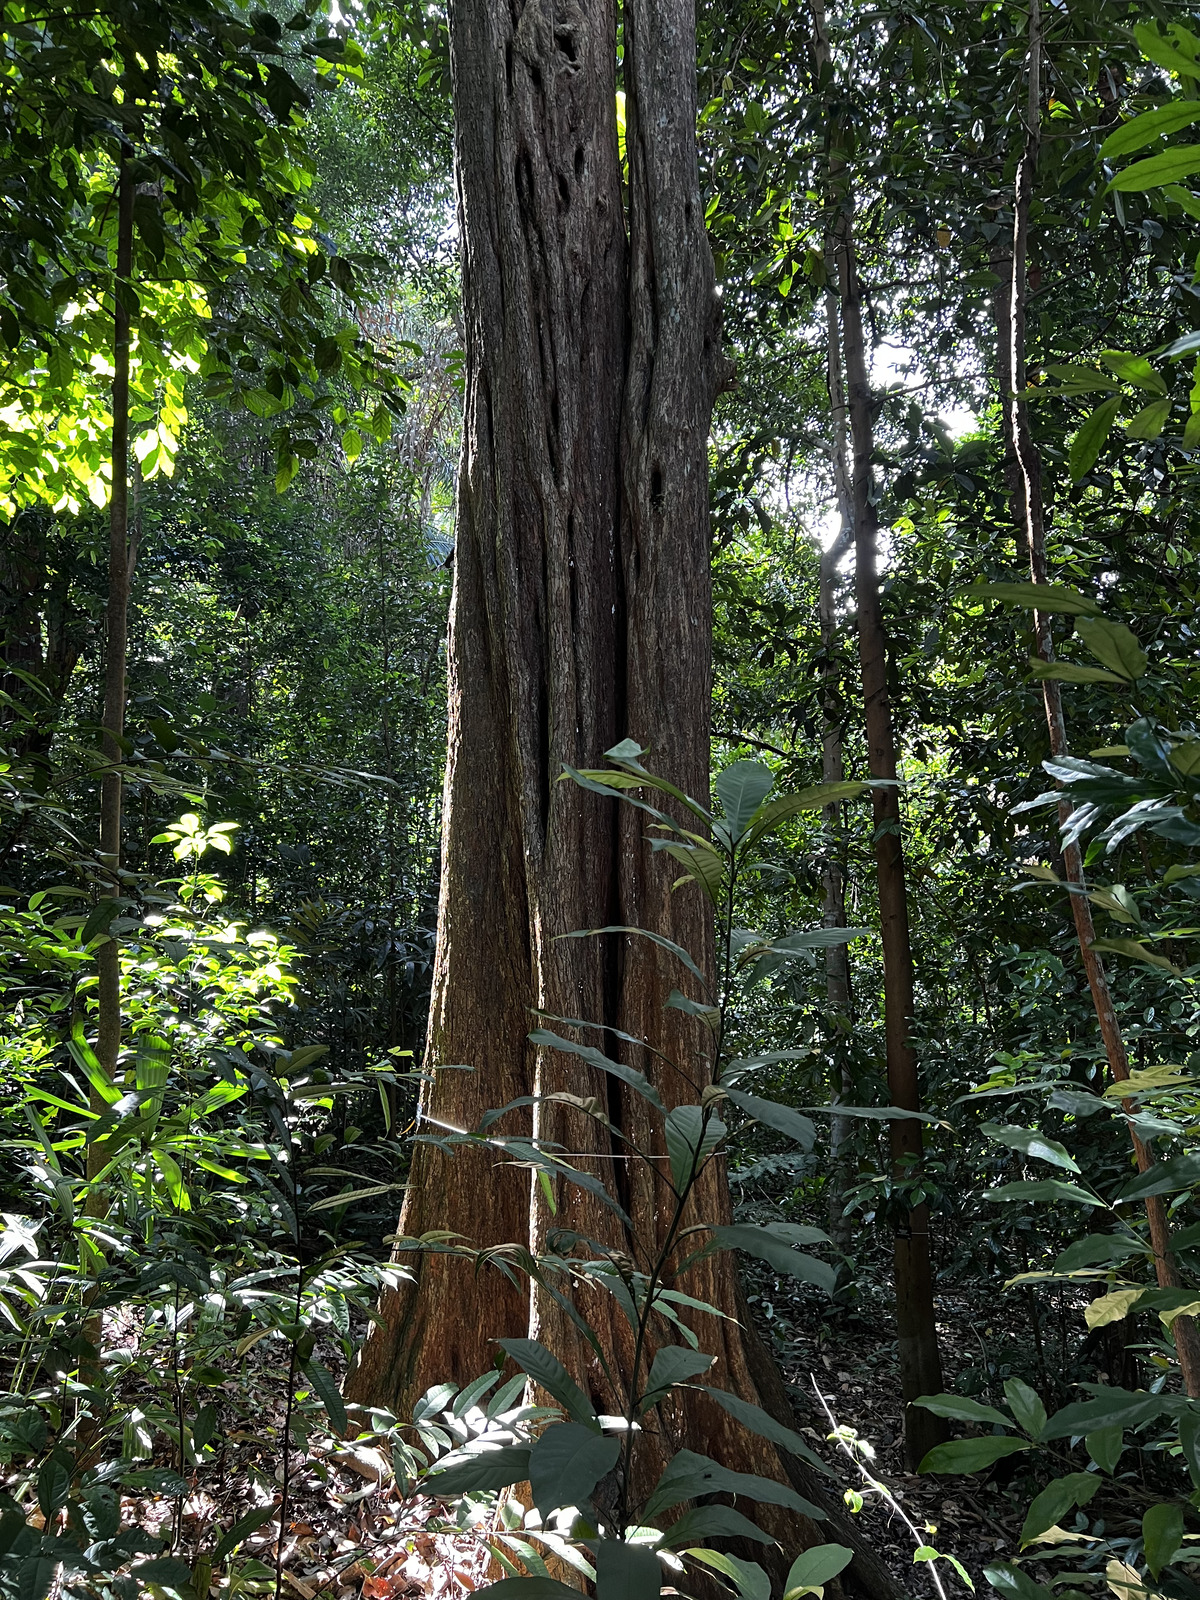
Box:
[1002,0,1200,1398]
[347,2,898,1590]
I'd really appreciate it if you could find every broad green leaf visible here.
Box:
[744,782,867,844]
[1101,100,1200,156]
[1074,618,1147,680]
[664,1105,726,1192]
[683,1550,770,1600]
[660,1506,773,1549]
[641,1346,714,1409]
[1027,660,1125,685]
[1068,395,1121,480]
[715,761,774,838]
[212,1506,277,1563]
[1180,1410,1200,1487]
[424,1444,533,1495]
[1125,398,1172,438]
[301,1358,348,1435]
[918,1436,1029,1474]
[723,1088,816,1151]
[981,1123,1078,1172]
[1090,937,1180,974]
[965,582,1101,616]
[595,1540,661,1600]
[1119,1151,1200,1201]
[528,1423,620,1519]
[1086,1426,1124,1474]
[341,427,362,462]
[1109,146,1200,190]
[529,1028,664,1109]
[709,1224,836,1294]
[700,1387,834,1475]
[782,1545,854,1599]
[1084,1288,1144,1329]
[1100,350,1168,395]
[497,1339,599,1430]
[1053,1233,1146,1273]
[1003,1379,1048,1440]
[914,1393,1011,1428]
[983,1562,1054,1600]
[1040,1389,1175,1440]
[645,1449,823,1521]
[983,1179,1102,1206]
[1134,24,1200,80]
[1143,1502,1185,1579]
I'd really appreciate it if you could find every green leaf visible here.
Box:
[1027,660,1126,685]
[723,1088,816,1151]
[80,898,120,945]
[300,1358,347,1436]
[496,1339,599,1430]
[341,428,362,462]
[1101,100,1200,156]
[645,1449,824,1521]
[683,1550,770,1600]
[641,1346,714,1408]
[1020,1473,1099,1546]
[1100,350,1168,395]
[1125,398,1172,439]
[983,1179,1102,1206]
[528,1423,620,1519]
[595,1540,661,1600]
[700,1387,833,1476]
[1074,618,1147,681]
[981,1123,1078,1173]
[918,1436,1030,1474]
[1086,1426,1124,1474]
[212,1506,278,1563]
[1068,395,1122,481]
[131,1559,195,1595]
[1143,1502,1185,1578]
[424,1444,533,1495]
[1109,146,1200,190]
[782,1545,854,1599]
[744,782,867,844]
[660,1506,774,1550]
[664,1105,726,1192]
[558,926,706,986]
[37,1453,71,1517]
[1041,1390,1175,1439]
[529,1028,664,1110]
[983,1563,1055,1600]
[1180,1410,1200,1488]
[709,1224,837,1294]
[1054,1233,1145,1273]
[1090,937,1180,974]
[1134,24,1200,79]
[913,1394,1011,1428]
[716,761,774,838]
[965,582,1101,615]
[1119,1152,1200,1201]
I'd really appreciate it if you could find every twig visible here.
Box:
[811,1378,952,1600]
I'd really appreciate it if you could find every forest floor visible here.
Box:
[151,1272,1151,1600]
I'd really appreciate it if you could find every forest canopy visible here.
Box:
[3,2,1200,1599]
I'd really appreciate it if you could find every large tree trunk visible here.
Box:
[346,2,896,1591]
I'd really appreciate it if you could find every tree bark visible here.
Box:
[1000,0,1200,1399]
[346,3,896,1590]
[820,283,855,1252]
[93,155,135,1161]
[808,0,946,1470]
